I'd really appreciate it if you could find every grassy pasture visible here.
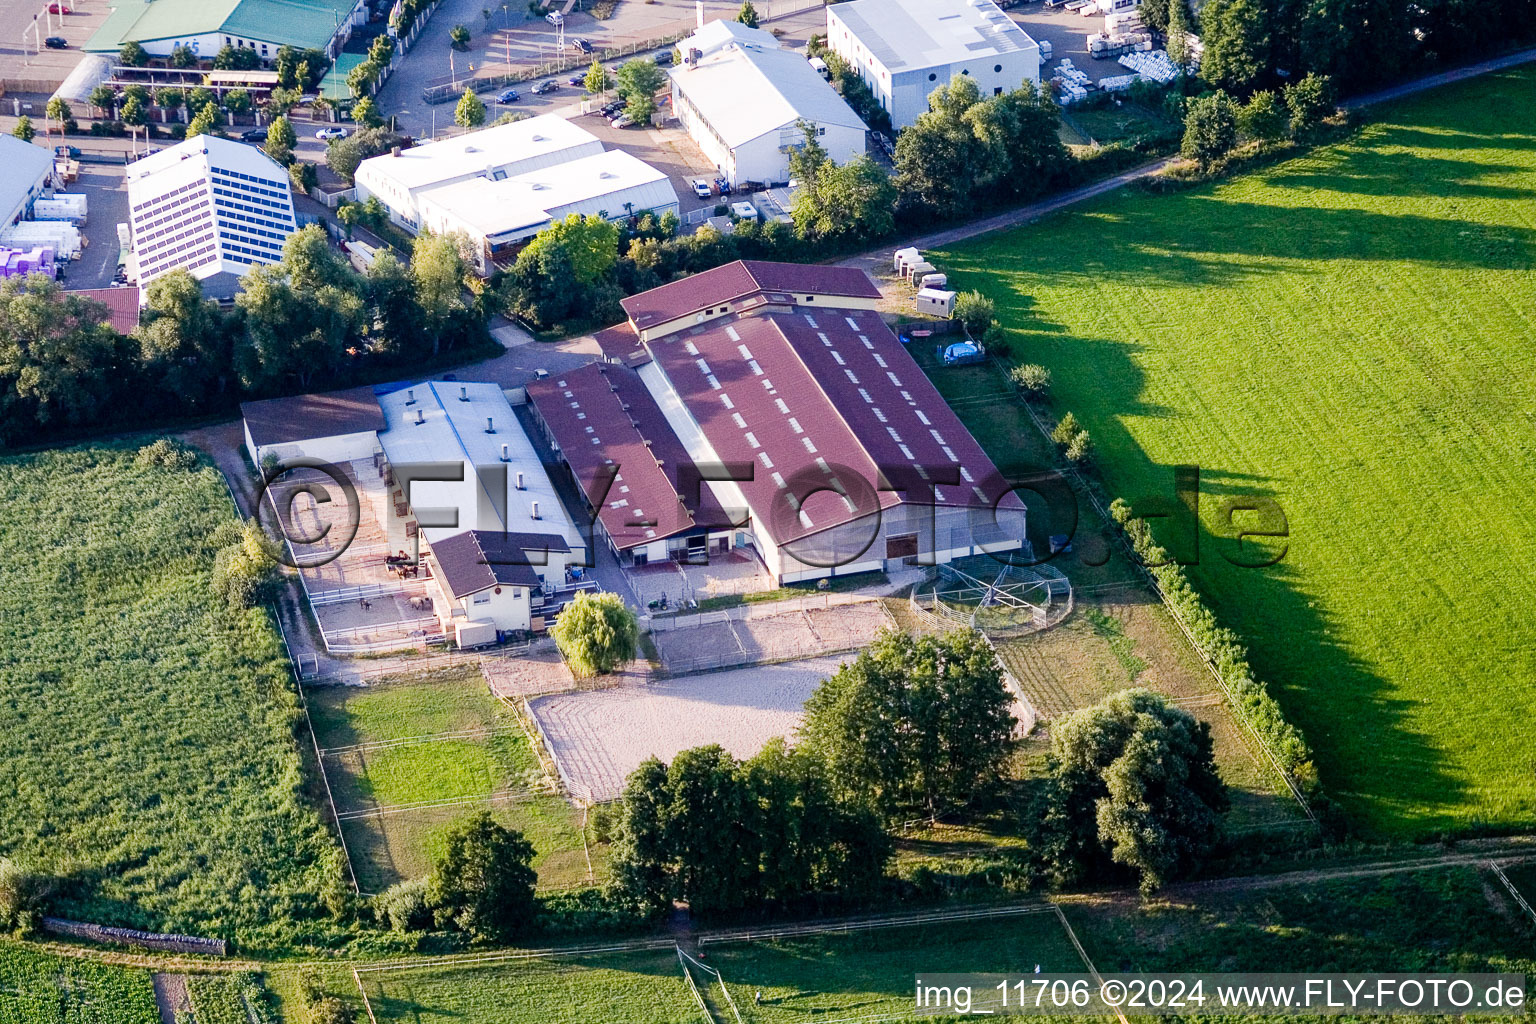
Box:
[0,442,341,945]
[0,944,159,1024]
[357,947,700,1024]
[937,68,1536,836]
[907,338,1303,827]
[305,671,592,892]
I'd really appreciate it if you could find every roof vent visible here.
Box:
[599,171,617,179]
[502,444,512,464]
[531,133,546,141]
[414,408,425,425]
[459,385,469,401]
[515,469,525,488]
[485,416,496,434]
[406,388,416,405]
[464,145,479,153]
[530,500,541,520]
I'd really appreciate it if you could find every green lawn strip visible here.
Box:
[187,973,279,1024]
[1069,866,1536,980]
[708,914,1088,1023]
[0,442,342,947]
[357,947,699,1024]
[936,67,1536,836]
[0,944,160,1024]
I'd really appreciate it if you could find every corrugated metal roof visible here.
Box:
[528,363,729,550]
[619,259,881,332]
[668,25,867,150]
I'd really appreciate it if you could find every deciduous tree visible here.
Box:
[454,87,486,128]
[427,811,537,940]
[551,591,638,676]
[1180,90,1239,167]
[265,114,298,164]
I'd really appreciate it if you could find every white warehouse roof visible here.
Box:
[829,0,1034,71]
[0,136,56,227]
[356,115,604,196]
[417,149,678,241]
[669,22,867,150]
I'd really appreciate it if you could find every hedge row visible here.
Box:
[1109,499,1318,794]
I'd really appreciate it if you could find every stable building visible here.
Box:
[827,0,1041,129]
[0,137,58,233]
[127,133,297,301]
[669,19,867,188]
[552,260,1027,584]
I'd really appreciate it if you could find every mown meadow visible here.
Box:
[938,68,1536,837]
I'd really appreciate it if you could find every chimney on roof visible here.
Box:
[406,388,416,405]
[414,408,425,425]
[515,470,525,489]
[530,500,541,519]
[485,417,495,434]
[459,386,469,401]
[501,444,511,463]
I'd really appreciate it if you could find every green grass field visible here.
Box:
[358,947,701,1024]
[0,442,342,946]
[708,913,1087,1022]
[937,68,1536,837]
[0,944,159,1024]
[306,671,592,892]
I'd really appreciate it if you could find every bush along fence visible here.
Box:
[1004,374,1323,826]
[1105,499,1319,806]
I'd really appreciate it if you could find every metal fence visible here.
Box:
[645,591,872,632]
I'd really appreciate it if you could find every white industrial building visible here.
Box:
[354,116,677,275]
[126,133,297,301]
[827,0,1041,129]
[0,137,58,232]
[415,150,679,276]
[669,19,867,188]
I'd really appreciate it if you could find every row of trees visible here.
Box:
[1175,0,1536,96]
[0,224,488,448]
[1180,73,1333,167]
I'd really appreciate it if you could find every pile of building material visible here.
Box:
[0,246,56,279]
[0,221,80,260]
[1087,30,1154,58]
[1052,59,1094,104]
[30,193,88,227]
[1118,48,1182,82]
[1098,72,1143,92]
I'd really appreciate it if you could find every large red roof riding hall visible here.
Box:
[526,362,730,550]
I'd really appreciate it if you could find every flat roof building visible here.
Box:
[541,261,1026,583]
[669,19,867,188]
[85,0,367,62]
[827,0,1041,129]
[355,116,678,275]
[0,137,58,233]
[127,133,297,301]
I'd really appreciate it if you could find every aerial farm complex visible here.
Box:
[2,0,1534,1018]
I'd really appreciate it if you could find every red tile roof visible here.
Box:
[618,259,882,332]
[527,362,729,550]
[68,287,140,336]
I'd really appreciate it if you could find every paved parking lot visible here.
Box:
[1009,3,1129,85]
[62,162,132,289]
[0,0,111,90]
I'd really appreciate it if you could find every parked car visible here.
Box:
[496,86,520,103]
[44,35,68,48]
[655,49,674,66]
[314,125,348,140]
[241,127,268,142]
[574,37,593,53]
[600,101,623,118]
[567,73,585,85]
[530,80,558,95]
[610,114,633,129]
[54,144,81,158]
[690,178,713,199]
[47,2,72,12]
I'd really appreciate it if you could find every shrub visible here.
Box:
[953,288,996,337]
[1284,73,1334,137]
[133,438,197,470]
[309,996,354,1024]
[211,520,281,609]
[1050,411,1081,446]
[1010,363,1052,397]
[0,858,54,933]
[1181,91,1239,167]
[1238,89,1287,143]
[375,877,434,932]
[1064,430,1092,464]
